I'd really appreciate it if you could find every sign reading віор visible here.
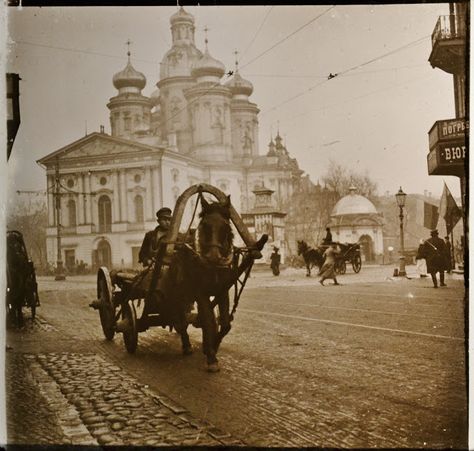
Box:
[427,118,468,176]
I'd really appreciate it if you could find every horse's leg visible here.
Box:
[172,300,193,355]
[196,295,219,372]
[215,292,230,352]
[15,295,24,328]
[306,263,311,277]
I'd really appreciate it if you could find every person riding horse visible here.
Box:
[139,207,172,267]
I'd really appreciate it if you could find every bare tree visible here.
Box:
[7,196,48,269]
[322,160,378,200]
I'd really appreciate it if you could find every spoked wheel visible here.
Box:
[122,301,138,354]
[335,259,346,275]
[97,267,116,341]
[352,254,362,273]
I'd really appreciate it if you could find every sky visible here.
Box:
[5,3,464,201]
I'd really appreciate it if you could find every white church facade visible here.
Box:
[38,7,303,270]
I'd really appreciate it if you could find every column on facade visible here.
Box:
[145,166,154,220]
[77,173,85,224]
[86,172,93,225]
[152,165,162,212]
[47,174,55,226]
[112,170,120,223]
[119,169,128,222]
[149,166,155,215]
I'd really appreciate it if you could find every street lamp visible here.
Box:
[395,186,407,277]
[54,159,66,280]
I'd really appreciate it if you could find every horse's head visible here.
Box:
[297,240,308,255]
[197,195,234,266]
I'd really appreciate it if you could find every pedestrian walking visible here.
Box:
[424,229,448,288]
[319,243,340,286]
[415,239,427,278]
[270,246,281,276]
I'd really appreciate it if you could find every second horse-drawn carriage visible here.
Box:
[297,240,362,277]
[90,184,267,372]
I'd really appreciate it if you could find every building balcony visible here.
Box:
[429,15,466,75]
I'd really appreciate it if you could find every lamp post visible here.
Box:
[395,186,407,277]
[54,159,66,280]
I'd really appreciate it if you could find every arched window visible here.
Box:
[67,199,77,227]
[134,195,144,223]
[98,195,112,233]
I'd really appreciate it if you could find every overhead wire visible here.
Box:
[260,34,430,116]
[239,6,274,60]
[240,5,335,71]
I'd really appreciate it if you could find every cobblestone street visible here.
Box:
[5,266,468,448]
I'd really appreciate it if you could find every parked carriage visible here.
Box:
[90,184,267,372]
[6,230,40,327]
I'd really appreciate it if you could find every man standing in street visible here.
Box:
[424,229,448,288]
[270,246,281,276]
[139,207,172,267]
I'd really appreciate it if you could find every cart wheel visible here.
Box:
[122,301,138,354]
[30,292,37,321]
[336,260,346,275]
[97,267,116,341]
[352,255,362,273]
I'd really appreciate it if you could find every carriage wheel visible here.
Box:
[122,301,138,354]
[352,255,362,273]
[29,291,37,321]
[336,260,346,275]
[97,268,116,341]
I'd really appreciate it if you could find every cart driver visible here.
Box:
[138,207,172,267]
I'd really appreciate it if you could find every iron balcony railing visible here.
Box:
[431,15,466,47]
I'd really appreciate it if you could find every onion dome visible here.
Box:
[225,71,253,96]
[191,48,225,79]
[170,6,195,25]
[113,59,146,90]
[150,88,160,107]
[331,186,378,216]
[267,138,276,156]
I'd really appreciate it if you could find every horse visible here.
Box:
[297,240,324,277]
[161,195,237,372]
[6,231,29,328]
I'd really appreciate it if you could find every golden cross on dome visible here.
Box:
[203,26,209,48]
[126,39,132,61]
[234,49,239,71]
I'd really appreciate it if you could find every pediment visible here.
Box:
[38,133,162,166]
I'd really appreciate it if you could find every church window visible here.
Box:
[171,169,179,183]
[134,174,141,183]
[67,179,74,188]
[67,199,77,227]
[100,176,107,186]
[134,195,144,223]
[124,116,131,131]
[98,195,112,233]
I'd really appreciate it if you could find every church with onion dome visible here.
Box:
[328,186,384,262]
[38,7,303,270]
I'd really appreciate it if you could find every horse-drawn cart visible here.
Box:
[6,230,40,327]
[90,184,267,371]
[326,242,362,275]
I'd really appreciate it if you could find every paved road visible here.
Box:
[6,266,468,448]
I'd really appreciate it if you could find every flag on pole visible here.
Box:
[423,201,439,229]
[439,182,462,234]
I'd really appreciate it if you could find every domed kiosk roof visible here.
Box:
[331,186,378,216]
[170,6,195,24]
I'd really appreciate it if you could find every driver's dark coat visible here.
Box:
[138,226,168,264]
